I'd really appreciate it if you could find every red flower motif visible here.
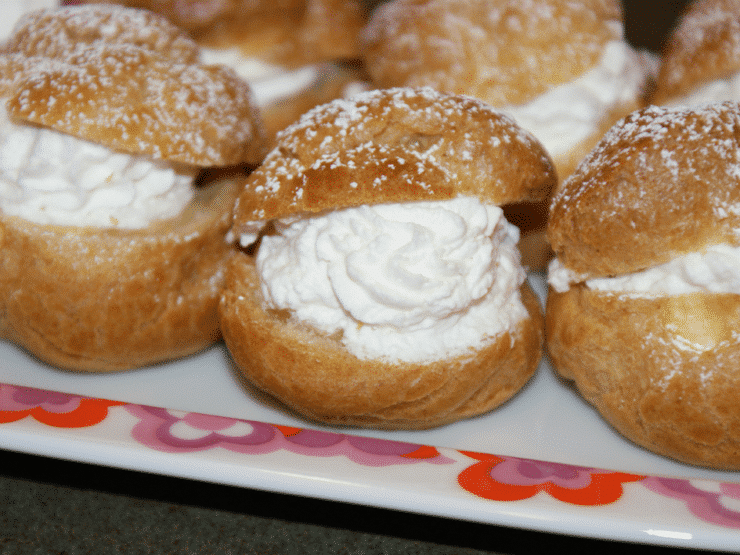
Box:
[402,445,443,460]
[458,451,645,506]
[0,385,123,428]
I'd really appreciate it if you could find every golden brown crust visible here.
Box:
[233,87,556,231]
[219,253,543,429]
[222,86,550,428]
[78,0,367,67]
[65,0,239,32]
[1,5,268,167]
[548,101,740,279]
[2,4,200,62]
[360,0,622,106]
[546,285,740,469]
[653,0,740,105]
[75,0,278,32]
[194,0,365,66]
[554,95,647,182]
[0,176,240,372]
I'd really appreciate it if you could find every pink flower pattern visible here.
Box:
[125,405,454,467]
[642,477,740,529]
[1,385,83,413]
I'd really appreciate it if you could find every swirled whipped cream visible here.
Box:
[502,41,647,160]
[0,109,196,228]
[548,243,740,296]
[253,196,528,363]
[199,47,321,106]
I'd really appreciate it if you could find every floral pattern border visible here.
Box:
[2,382,740,535]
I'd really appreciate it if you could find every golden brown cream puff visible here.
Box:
[546,101,740,469]
[0,5,267,372]
[360,0,653,269]
[219,87,556,429]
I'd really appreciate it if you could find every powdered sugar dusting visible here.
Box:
[5,5,201,63]
[549,101,740,277]
[554,102,740,211]
[234,87,555,226]
[657,0,740,99]
[361,0,623,106]
[0,5,266,167]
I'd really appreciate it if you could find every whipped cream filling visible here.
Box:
[547,258,588,294]
[668,71,740,107]
[0,108,196,228]
[548,243,740,296]
[252,196,528,363]
[501,40,647,159]
[199,47,321,107]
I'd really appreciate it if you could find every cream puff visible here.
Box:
[76,0,372,144]
[219,87,555,429]
[546,101,740,469]
[360,0,652,269]
[651,0,740,107]
[0,5,267,372]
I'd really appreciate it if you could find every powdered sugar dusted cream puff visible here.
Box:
[219,87,555,429]
[546,102,740,469]
[652,0,740,107]
[84,0,365,62]
[360,0,652,269]
[0,5,267,371]
[77,0,371,143]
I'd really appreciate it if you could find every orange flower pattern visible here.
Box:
[457,451,645,506]
[0,384,123,428]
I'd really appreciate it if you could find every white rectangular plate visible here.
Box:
[1,275,739,552]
